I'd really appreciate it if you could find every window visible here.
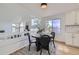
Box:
[20,22,24,32]
[12,22,24,32]
[46,19,60,33]
[12,24,17,32]
[46,20,53,32]
[48,20,52,28]
[52,19,60,33]
[31,18,40,29]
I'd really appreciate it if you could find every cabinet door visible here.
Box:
[73,34,79,47]
[65,33,73,45]
[65,11,76,25]
[76,10,79,24]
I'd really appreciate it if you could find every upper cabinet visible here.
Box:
[65,10,79,25]
[65,11,76,25]
[76,10,79,24]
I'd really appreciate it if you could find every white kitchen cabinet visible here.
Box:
[65,33,73,45]
[65,11,76,25]
[72,33,79,47]
[76,10,79,24]
[65,33,79,47]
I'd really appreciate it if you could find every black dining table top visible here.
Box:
[32,35,53,39]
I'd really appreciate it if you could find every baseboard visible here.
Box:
[10,46,26,55]
[66,44,79,48]
[54,40,65,44]
[55,40,79,48]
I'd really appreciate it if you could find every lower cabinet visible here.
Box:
[72,34,79,47]
[65,33,73,45]
[65,33,79,47]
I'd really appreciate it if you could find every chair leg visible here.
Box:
[53,39,56,48]
[40,49,42,55]
[28,43,31,51]
[48,48,50,55]
[48,50,50,55]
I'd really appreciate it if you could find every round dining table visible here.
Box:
[31,33,54,51]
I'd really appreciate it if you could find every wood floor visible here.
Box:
[10,42,79,55]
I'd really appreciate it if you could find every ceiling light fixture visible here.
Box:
[41,3,47,8]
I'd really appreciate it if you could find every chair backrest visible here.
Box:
[27,33,31,43]
[25,25,30,31]
[51,32,55,39]
[40,35,51,50]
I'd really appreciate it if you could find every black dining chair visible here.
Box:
[27,33,36,51]
[39,35,51,55]
[24,33,27,36]
[50,32,56,48]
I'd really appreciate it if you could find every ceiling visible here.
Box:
[0,3,79,23]
[19,3,79,17]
